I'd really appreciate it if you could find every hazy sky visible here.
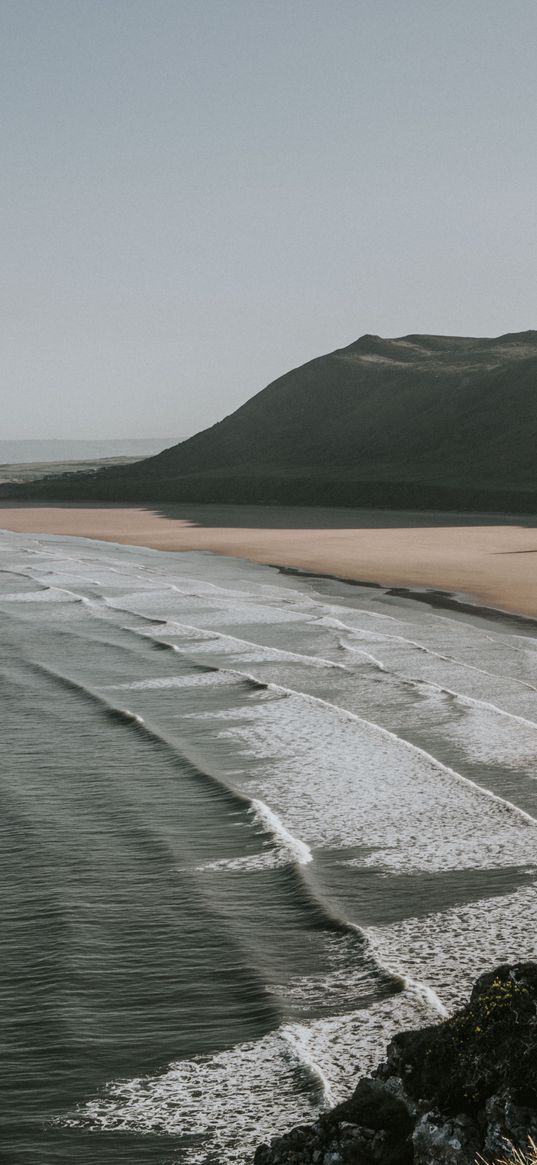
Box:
[3,0,537,441]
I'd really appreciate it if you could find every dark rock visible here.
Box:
[334,1078,413,1134]
[483,1090,537,1160]
[384,962,537,1114]
[412,1112,480,1164]
[253,962,537,1163]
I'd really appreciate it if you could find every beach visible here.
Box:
[0,503,536,617]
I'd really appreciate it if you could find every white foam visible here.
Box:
[417,681,537,730]
[339,642,387,671]
[143,619,348,670]
[510,634,537,649]
[192,852,281,873]
[250,798,313,866]
[366,883,537,1011]
[63,1027,319,1161]
[105,673,233,691]
[200,684,537,874]
[264,682,537,831]
[402,977,449,1017]
[0,586,79,602]
[120,709,145,724]
[282,1024,336,1107]
[108,589,310,627]
[340,625,537,703]
[63,991,441,1161]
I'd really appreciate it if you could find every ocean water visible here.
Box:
[0,439,169,465]
[0,529,536,1164]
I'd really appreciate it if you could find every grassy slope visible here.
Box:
[4,332,537,511]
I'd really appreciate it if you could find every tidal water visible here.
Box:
[0,529,536,1164]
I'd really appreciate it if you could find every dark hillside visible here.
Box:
[5,331,537,511]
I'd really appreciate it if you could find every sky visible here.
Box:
[2,0,537,441]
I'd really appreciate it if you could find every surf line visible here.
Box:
[136,614,350,672]
[340,638,537,729]
[252,795,447,1016]
[199,666,449,1018]
[355,924,448,1019]
[27,661,410,1005]
[334,618,537,697]
[250,798,313,866]
[30,659,449,1021]
[24,661,318,884]
[254,679,537,831]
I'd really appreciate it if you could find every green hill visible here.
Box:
[6,331,537,512]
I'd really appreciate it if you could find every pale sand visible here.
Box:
[1,504,536,618]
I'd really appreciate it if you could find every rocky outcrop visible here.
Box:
[253,962,537,1164]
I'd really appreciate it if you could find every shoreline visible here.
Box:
[274,564,537,630]
[1,502,537,620]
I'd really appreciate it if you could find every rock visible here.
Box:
[412,1112,480,1164]
[483,1090,537,1160]
[252,963,537,1163]
[383,962,537,1115]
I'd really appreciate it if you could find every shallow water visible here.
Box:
[0,529,536,1163]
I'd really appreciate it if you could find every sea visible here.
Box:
[0,439,169,465]
[1,524,536,1164]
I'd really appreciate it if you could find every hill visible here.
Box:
[5,331,537,512]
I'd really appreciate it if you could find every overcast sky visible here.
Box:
[2,0,537,441]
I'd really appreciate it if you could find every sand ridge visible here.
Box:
[0,504,536,618]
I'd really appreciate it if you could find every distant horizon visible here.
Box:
[0,437,171,463]
[1,437,169,443]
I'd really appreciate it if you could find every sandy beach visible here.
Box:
[0,503,536,618]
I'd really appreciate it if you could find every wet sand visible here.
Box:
[1,503,536,618]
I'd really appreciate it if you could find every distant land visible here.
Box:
[0,438,169,484]
[3,332,537,512]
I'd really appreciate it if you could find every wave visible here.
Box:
[105,673,236,691]
[25,660,420,1012]
[27,660,253,814]
[250,799,313,866]
[422,681,537,731]
[365,882,537,1012]
[254,680,537,830]
[22,664,356,910]
[342,624,537,696]
[136,617,349,671]
[0,585,81,603]
[337,641,387,671]
[64,986,445,1161]
[339,637,537,728]
[282,1023,336,1106]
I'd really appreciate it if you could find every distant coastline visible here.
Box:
[0,440,170,490]
[0,438,169,465]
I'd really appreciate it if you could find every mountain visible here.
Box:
[5,331,537,512]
